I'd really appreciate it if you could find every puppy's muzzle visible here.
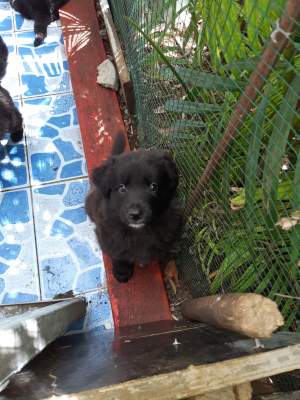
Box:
[127,205,147,229]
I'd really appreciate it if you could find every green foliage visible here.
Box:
[262,74,300,222]
[112,0,300,331]
[196,0,247,70]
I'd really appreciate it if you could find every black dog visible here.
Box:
[10,0,70,47]
[85,133,182,283]
[0,36,23,143]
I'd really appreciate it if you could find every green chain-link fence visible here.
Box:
[109,0,300,333]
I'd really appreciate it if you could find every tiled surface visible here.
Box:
[0,2,113,332]
[0,188,39,304]
[0,2,13,32]
[1,33,20,98]
[23,93,86,184]
[33,179,105,299]
[17,29,71,97]
[0,100,28,190]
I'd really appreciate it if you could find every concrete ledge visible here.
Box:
[0,298,86,391]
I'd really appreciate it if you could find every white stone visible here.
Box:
[97,59,119,91]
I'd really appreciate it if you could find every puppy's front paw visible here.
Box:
[34,35,45,47]
[11,128,23,143]
[112,260,134,283]
[114,271,132,283]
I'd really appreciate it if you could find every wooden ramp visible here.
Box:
[59,0,171,328]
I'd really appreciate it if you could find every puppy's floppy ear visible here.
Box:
[161,151,179,192]
[92,158,115,198]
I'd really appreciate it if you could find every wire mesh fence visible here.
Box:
[109,0,300,333]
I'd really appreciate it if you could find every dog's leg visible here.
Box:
[10,107,23,143]
[33,14,51,47]
[112,259,134,283]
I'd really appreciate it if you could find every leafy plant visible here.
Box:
[120,0,300,330]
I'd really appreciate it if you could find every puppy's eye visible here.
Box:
[150,183,158,192]
[118,184,127,194]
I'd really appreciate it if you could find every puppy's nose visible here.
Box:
[128,208,142,222]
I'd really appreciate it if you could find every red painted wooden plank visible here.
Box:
[104,256,171,328]
[60,0,172,327]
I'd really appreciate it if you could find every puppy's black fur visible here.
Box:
[85,133,183,283]
[10,0,70,46]
[0,36,23,143]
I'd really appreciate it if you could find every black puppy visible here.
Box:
[85,133,182,283]
[0,36,23,143]
[10,0,70,47]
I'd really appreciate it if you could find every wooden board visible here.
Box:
[59,0,171,327]
[2,322,300,399]
[190,383,252,400]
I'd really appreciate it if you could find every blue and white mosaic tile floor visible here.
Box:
[0,2,113,332]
